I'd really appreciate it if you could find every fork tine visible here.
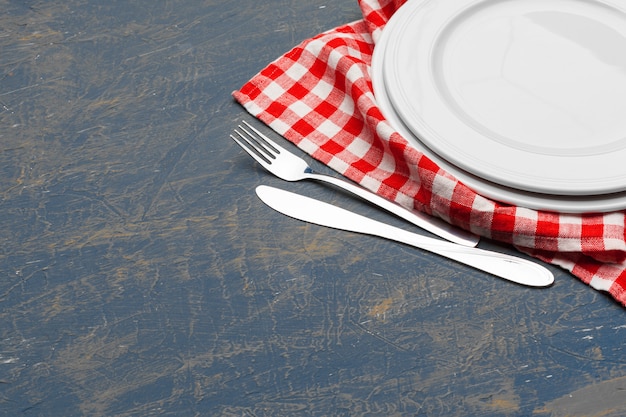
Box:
[230,132,273,165]
[236,125,277,159]
[241,120,282,154]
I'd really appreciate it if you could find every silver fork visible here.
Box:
[231,120,479,247]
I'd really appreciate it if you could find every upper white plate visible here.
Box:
[371,0,626,212]
[383,0,626,196]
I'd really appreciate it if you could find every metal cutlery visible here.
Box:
[231,120,479,247]
[255,185,554,287]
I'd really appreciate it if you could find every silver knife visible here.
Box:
[255,185,554,287]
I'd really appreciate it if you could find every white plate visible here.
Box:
[383,0,626,196]
[371,0,626,212]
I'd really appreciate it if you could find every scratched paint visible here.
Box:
[1,0,626,416]
[535,376,626,416]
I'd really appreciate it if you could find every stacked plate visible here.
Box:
[371,0,626,212]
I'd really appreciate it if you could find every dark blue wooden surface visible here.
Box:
[1,1,625,416]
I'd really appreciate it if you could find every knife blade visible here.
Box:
[255,185,554,287]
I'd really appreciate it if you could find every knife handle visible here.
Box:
[379,226,554,287]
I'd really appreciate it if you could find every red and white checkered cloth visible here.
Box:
[233,0,626,306]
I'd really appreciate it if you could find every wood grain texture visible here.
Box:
[0,0,625,416]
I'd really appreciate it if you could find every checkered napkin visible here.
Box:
[233,0,626,306]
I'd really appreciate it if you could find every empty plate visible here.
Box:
[371,0,626,212]
[383,0,626,196]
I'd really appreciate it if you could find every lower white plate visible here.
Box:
[371,1,626,213]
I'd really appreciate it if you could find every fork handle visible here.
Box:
[305,172,480,247]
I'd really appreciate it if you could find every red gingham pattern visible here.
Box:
[233,0,626,306]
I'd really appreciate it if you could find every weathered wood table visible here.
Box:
[1,1,624,415]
